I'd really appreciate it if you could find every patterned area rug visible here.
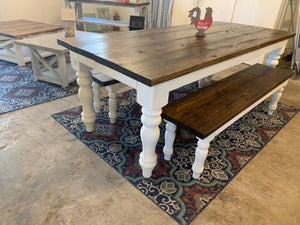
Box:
[52,86,298,225]
[0,60,78,115]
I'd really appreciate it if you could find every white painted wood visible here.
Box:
[14,32,98,87]
[106,85,118,123]
[58,51,69,88]
[268,87,284,115]
[14,32,69,53]
[198,75,213,88]
[0,36,56,66]
[267,47,286,67]
[93,81,127,123]
[0,39,26,65]
[139,107,161,178]
[192,138,211,179]
[92,81,102,113]
[92,71,128,122]
[29,47,75,88]
[0,39,13,49]
[163,121,177,160]
[77,17,130,27]
[65,0,149,31]
[76,69,96,132]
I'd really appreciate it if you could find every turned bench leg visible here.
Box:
[268,87,284,115]
[198,75,213,88]
[163,121,177,160]
[92,81,119,124]
[192,137,211,179]
[92,81,101,113]
[106,85,118,124]
[163,120,213,179]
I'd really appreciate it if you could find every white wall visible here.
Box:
[172,0,282,28]
[0,0,65,25]
[232,0,282,28]
[0,0,282,29]
[172,0,236,26]
[0,0,134,28]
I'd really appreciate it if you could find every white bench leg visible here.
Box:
[198,75,213,88]
[192,137,211,179]
[268,87,284,115]
[106,85,118,124]
[92,81,101,113]
[163,121,212,179]
[163,121,177,160]
[92,82,118,123]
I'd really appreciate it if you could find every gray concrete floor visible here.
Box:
[0,62,299,225]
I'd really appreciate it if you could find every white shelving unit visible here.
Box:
[64,0,149,30]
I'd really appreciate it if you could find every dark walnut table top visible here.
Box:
[0,20,64,39]
[58,21,294,86]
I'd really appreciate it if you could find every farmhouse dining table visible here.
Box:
[0,20,64,66]
[57,21,294,178]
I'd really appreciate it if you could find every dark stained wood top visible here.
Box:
[161,64,294,139]
[0,20,64,39]
[58,22,295,87]
[68,0,149,7]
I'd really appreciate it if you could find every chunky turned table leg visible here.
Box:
[139,107,162,178]
[77,70,96,132]
[163,121,177,160]
[192,138,211,179]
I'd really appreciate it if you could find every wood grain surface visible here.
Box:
[58,22,295,86]
[161,64,294,139]
[0,20,63,39]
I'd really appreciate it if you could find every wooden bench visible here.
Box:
[161,63,293,179]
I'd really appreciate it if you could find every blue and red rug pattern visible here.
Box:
[51,87,298,225]
[0,60,78,115]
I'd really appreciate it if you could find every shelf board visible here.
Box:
[77,17,129,27]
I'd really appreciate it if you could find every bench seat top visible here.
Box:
[162,64,293,139]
